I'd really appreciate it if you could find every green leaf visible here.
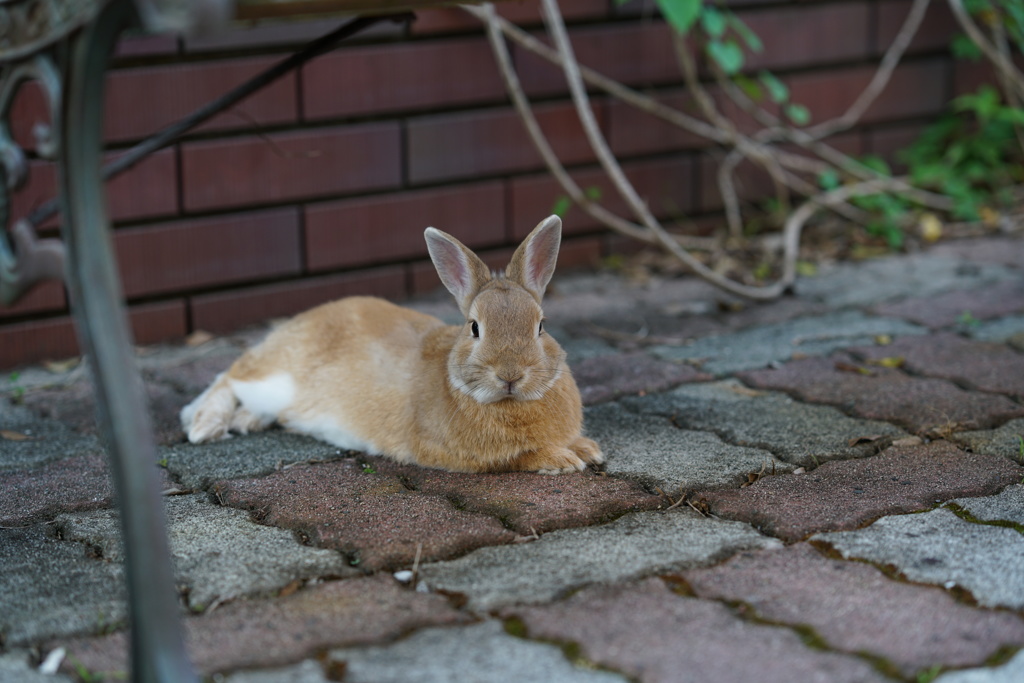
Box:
[951,34,983,60]
[584,185,603,201]
[656,0,703,35]
[700,6,727,38]
[734,74,763,101]
[551,195,572,218]
[784,102,811,126]
[707,39,744,74]
[817,168,841,190]
[726,12,763,52]
[758,71,789,104]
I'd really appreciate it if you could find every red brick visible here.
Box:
[0,281,65,320]
[736,2,871,72]
[114,209,302,298]
[556,234,604,271]
[0,302,188,369]
[786,59,948,127]
[877,0,958,56]
[189,266,406,333]
[103,58,298,143]
[866,122,929,172]
[953,59,997,96]
[515,21,680,98]
[8,80,54,152]
[10,149,178,231]
[129,300,188,345]
[181,123,401,211]
[412,0,609,34]
[509,156,696,239]
[407,101,606,184]
[185,16,404,52]
[304,182,506,272]
[607,89,711,158]
[303,37,506,119]
[113,33,179,58]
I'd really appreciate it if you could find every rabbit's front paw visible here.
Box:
[515,447,587,475]
[570,436,604,466]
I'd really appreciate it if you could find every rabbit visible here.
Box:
[180,215,604,474]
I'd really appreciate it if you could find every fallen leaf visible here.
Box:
[892,436,924,447]
[834,361,874,376]
[726,384,764,398]
[186,330,215,347]
[43,358,79,374]
[867,356,905,368]
[848,435,885,447]
[978,206,1000,227]
[874,334,892,346]
[278,579,303,598]
[1,430,33,441]
[918,212,943,242]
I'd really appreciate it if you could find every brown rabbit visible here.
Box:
[180,216,603,474]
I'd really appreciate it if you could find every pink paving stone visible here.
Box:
[0,454,174,526]
[737,352,1024,434]
[368,456,662,534]
[506,577,887,683]
[57,574,470,678]
[570,352,712,405]
[694,441,1023,541]
[873,279,1024,328]
[212,459,516,570]
[850,332,1024,398]
[683,543,1024,676]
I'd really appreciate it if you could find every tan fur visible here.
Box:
[180,216,603,474]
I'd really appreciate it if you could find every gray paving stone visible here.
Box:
[330,620,628,683]
[508,578,888,683]
[650,311,926,375]
[585,402,789,491]
[929,236,1024,270]
[0,651,75,683]
[934,650,1024,683]
[417,509,779,611]
[56,494,353,610]
[160,431,347,489]
[950,484,1024,526]
[950,418,1024,462]
[571,352,711,405]
[794,254,1013,308]
[816,507,1024,610]
[970,314,1024,346]
[621,380,908,466]
[0,399,105,471]
[683,543,1024,676]
[0,525,126,646]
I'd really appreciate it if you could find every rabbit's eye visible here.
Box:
[538,320,544,335]
[470,321,480,338]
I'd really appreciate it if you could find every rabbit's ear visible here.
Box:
[507,215,561,302]
[425,227,492,313]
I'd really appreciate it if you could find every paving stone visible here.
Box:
[934,649,1024,683]
[929,236,1024,270]
[370,456,662,534]
[816,507,1024,610]
[330,620,628,683]
[417,509,780,611]
[0,651,75,683]
[950,484,1024,525]
[0,525,126,647]
[225,660,330,683]
[58,574,471,678]
[793,254,1013,308]
[970,314,1024,347]
[0,399,105,471]
[213,459,517,571]
[696,441,1024,542]
[873,279,1024,329]
[850,333,1024,398]
[161,431,347,489]
[651,311,926,375]
[56,494,354,610]
[570,352,711,405]
[584,402,789,491]
[0,454,172,526]
[950,418,1024,462]
[507,578,888,683]
[738,353,1024,433]
[621,379,908,467]
[683,543,1024,676]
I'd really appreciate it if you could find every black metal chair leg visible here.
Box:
[57,1,196,680]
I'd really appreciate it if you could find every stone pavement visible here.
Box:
[3,235,1024,682]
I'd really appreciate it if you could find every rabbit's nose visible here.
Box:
[497,373,523,394]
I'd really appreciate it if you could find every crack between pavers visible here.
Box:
[943,502,1024,536]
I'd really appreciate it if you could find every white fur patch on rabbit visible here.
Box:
[230,373,296,418]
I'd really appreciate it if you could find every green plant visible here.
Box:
[7,371,24,403]
[1016,434,1023,464]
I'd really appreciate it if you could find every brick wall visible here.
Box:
[0,0,975,368]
